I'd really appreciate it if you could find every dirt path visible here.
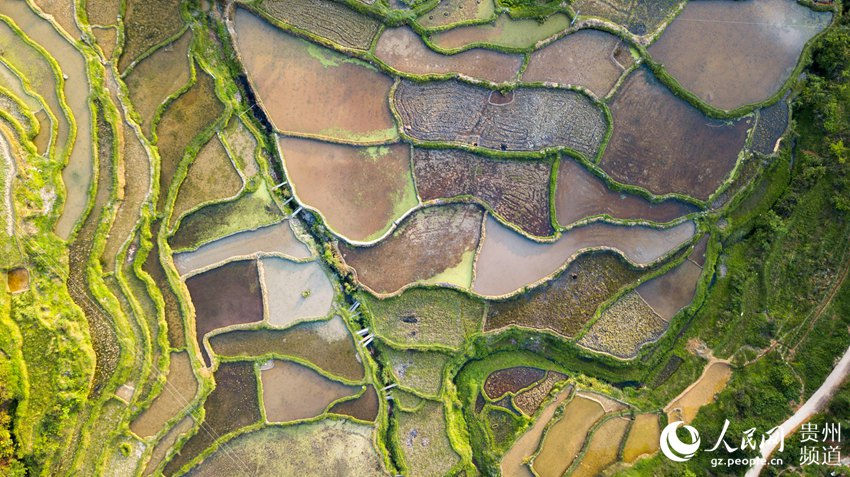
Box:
[747,344,850,476]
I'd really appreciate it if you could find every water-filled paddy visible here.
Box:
[330,386,379,421]
[208,316,365,381]
[260,359,359,422]
[130,351,198,438]
[473,215,694,297]
[1,0,93,239]
[501,386,571,477]
[142,415,194,476]
[523,29,632,97]
[430,13,570,50]
[124,30,192,136]
[532,395,605,477]
[649,0,831,110]
[183,420,385,476]
[665,361,732,423]
[7,268,28,293]
[340,204,483,294]
[174,220,309,276]
[413,148,553,237]
[601,68,750,200]
[184,259,263,366]
[570,416,630,477]
[261,257,335,327]
[622,413,660,463]
[485,251,646,336]
[279,137,417,241]
[172,135,243,225]
[254,0,381,50]
[555,157,696,227]
[375,27,522,84]
[394,79,606,157]
[234,9,396,144]
[637,258,703,321]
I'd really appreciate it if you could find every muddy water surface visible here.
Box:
[261,360,359,422]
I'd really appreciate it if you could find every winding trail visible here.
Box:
[747,344,850,476]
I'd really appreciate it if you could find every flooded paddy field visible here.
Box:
[173,220,309,276]
[169,182,284,251]
[340,204,484,294]
[184,259,264,366]
[329,386,379,421]
[375,27,522,84]
[155,68,224,212]
[531,394,605,477]
[413,148,553,237]
[523,29,633,97]
[7,267,28,293]
[636,257,703,321]
[119,0,185,72]
[622,413,661,463]
[483,367,546,400]
[501,386,571,477]
[395,400,460,476]
[665,361,732,423]
[394,79,606,157]
[556,157,697,227]
[260,257,335,327]
[220,118,260,177]
[417,0,495,29]
[124,30,192,136]
[361,287,485,349]
[473,215,695,297]
[142,415,194,476]
[578,291,667,358]
[279,137,417,241]
[570,416,630,477]
[601,68,750,200]
[1,0,93,239]
[649,0,831,110]
[384,347,450,396]
[184,420,386,476]
[252,0,381,50]
[260,359,359,422]
[130,351,198,439]
[163,361,261,475]
[484,251,646,336]
[430,13,570,50]
[208,316,365,381]
[234,9,396,144]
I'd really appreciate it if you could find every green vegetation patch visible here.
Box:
[383,346,450,397]
[394,399,461,476]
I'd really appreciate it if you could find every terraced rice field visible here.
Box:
[523,29,633,97]
[234,9,396,144]
[375,27,522,84]
[601,68,751,200]
[395,79,606,156]
[279,137,417,241]
[6,0,833,474]
[649,0,831,110]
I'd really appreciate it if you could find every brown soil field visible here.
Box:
[665,361,732,423]
[523,29,632,97]
[340,204,484,294]
[483,367,546,400]
[413,148,553,236]
[501,386,572,477]
[600,68,750,200]
[394,79,606,157]
[752,98,790,155]
[512,371,567,415]
[119,0,185,71]
[255,0,381,50]
[7,267,28,293]
[532,395,605,477]
[417,0,495,28]
[130,351,198,438]
[172,135,243,224]
[578,291,667,358]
